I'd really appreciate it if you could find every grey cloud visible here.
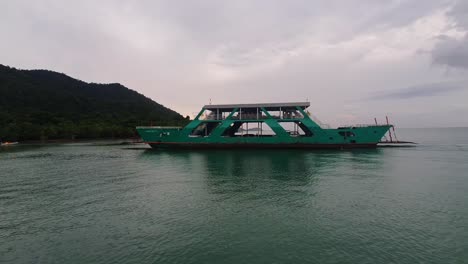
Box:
[368,82,465,100]
[432,35,468,68]
[357,0,449,31]
[431,0,468,69]
[130,0,451,66]
[448,0,468,29]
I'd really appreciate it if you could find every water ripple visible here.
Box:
[1,131,467,263]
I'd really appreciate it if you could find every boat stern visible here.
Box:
[136,126,182,146]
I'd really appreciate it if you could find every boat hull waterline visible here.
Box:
[148,142,378,149]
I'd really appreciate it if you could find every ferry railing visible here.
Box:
[339,124,391,128]
[201,112,307,121]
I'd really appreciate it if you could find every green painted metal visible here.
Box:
[136,104,392,149]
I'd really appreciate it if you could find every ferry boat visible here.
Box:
[137,102,392,149]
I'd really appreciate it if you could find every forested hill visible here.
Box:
[0,64,188,141]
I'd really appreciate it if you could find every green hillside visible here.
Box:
[0,64,188,141]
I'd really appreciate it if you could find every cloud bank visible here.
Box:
[369,82,465,100]
[1,0,468,127]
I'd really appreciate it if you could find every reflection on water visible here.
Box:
[141,148,384,179]
[140,149,385,204]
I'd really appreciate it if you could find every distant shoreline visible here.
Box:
[8,138,143,145]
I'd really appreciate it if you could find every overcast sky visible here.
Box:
[1,0,468,127]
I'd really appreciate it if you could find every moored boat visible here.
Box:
[137,102,392,149]
[0,141,19,146]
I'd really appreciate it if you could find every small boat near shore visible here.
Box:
[0,141,19,146]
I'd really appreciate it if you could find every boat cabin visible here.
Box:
[188,102,318,138]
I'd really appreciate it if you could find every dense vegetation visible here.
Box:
[0,64,188,141]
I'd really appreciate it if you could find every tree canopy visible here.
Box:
[0,64,188,141]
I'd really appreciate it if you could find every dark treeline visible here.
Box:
[0,64,189,141]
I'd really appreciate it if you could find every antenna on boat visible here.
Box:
[386,116,394,142]
[386,116,399,142]
[209,98,212,105]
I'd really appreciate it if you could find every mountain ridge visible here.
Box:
[0,64,187,141]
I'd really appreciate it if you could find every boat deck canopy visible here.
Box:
[204,102,310,111]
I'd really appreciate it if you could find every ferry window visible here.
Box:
[222,122,276,137]
[278,121,313,137]
[190,122,221,137]
[201,110,225,120]
[339,131,355,137]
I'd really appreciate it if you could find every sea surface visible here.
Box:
[1,128,467,264]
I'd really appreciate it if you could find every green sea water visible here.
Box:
[1,128,467,263]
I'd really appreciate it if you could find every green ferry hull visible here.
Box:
[137,126,391,150]
[137,102,391,150]
[147,142,379,149]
